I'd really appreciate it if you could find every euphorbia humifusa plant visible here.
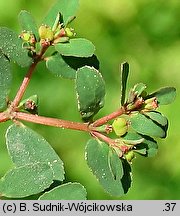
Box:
[0,0,176,199]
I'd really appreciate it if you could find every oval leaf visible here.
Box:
[46,53,99,79]
[130,113,166,138]
[0,51,12,110]
[147,87,176,105]
[55,38,95,57]
[6,123,64,181]
[39,183,87,200]
[143,111,168,126]
[0,27,32,67]
[0,163,53,198]
[46,53,76,79]
[85,139,132,196]
[75,66,105,120]
[18,10,39,40]
[43,0,79,27]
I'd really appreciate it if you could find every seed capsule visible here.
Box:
[112,117,128,137]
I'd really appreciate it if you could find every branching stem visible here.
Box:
[0,42,126,136]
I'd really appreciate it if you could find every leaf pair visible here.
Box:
[0,123,86,199]
[0,124,64,198]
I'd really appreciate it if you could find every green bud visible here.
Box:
[65,28,74,37]
[38,25,54,41]
[112,117,128,137]
[124,151,135,163]
[19,32,31,42]
[18,95,38,114]
[144,97,158,110]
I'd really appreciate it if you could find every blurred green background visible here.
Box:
[0,0,179,199]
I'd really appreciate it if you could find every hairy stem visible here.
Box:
[92,107,125,127]
[15,112,90,132]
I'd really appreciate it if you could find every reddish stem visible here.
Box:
[11,62,38,108]
[91,131,115,146]
[15,112,90,132]
[0,112,9,123]
[11,46,48,108]
[92,107,125,127]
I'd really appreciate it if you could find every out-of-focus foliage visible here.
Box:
[0,0,179,199]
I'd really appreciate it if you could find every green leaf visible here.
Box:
[123,132,158,157]
[143,111,168,127]
[39,183,87,200]
[75,66,105,120]
[121,62,129,105]
[134,148,147,155]
[121,159,132,193]
[130,113,166,138]
[122,132,144,145]
[18,10,39,40]
[0,51,12,110]
[135,137,158,157]
[46,52,76,79]
[127,83,147,104]
[6,123,64,181]
[0,27,32,67]
[55,38,95,57]
[147,87,176,105]
[63,54,99,70]
[46,53,99,79]
[142,136,158,157]
[132,83,146,97]
[85,139,132,196]
[0,163,54,198]
[43,0,79,27]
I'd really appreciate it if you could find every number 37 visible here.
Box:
[164,203,176,211]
